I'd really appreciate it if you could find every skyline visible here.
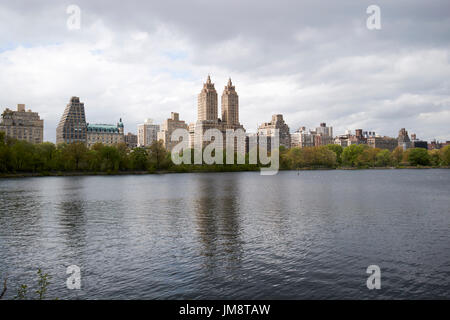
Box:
[0,1,449,142]
[2,75,448,144]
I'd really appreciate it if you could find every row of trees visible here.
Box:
[279,144,450,169]
[1,131,449,174]
[0,132,260,174]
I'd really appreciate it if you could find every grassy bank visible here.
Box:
[1,165,448,179]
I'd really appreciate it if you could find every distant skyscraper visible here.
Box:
[137,119,160,147]
[158,112,189,151]
[398,128,412,150]
[258,114,291,149]
[314,123,334,146]
[56,96,87,145]
[0,104,43,144]
[221,78,239,125]
[189,76,246,153]
[198,75,218,122]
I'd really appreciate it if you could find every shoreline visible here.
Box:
[1,166,448,179]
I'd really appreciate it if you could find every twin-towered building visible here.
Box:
[188,76,246,152]
[5,77,435,152]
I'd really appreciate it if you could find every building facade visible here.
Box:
[137,119,160,147]
[0,104,43,144]
[291,127,315,148]
[189,76,245,153]
[398,128,412,150]
[86,119,124,148]
[158,112,189,151]
[367,136,398,151]
[315,123,333,146]
[56,96,87,145]
[124,132,138,149]
[258,114,291,149]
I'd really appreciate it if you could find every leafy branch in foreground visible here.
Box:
[36,268,51,300]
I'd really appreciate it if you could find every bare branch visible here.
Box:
[0,278,7,299]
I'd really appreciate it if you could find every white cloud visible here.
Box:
[0,0,449,142]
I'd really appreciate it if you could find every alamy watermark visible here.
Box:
[366,265,381,289]
[170,128,280,175]
[66,265,81,290]
[66,5,81,30]
[366,5,381,30]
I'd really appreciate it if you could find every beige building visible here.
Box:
[56,96,87,145]
[158,112,189,151]
[137,119,160,147]
[291,127,315,148]
[189,76,245,153]
[258,114,291,149]
[86,120,124,148]
[0,104,44,144]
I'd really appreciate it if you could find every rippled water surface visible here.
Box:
[0,170,449,299]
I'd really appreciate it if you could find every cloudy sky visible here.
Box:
[0,0,449,142]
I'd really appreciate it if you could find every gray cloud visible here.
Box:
[0,0,449,142]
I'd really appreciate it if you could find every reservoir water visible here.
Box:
[0,170,449,299]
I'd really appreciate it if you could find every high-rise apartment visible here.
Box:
[158,112,189,151]
[56,96,87,145]
[137,119,160,147]
[0,104,44,144]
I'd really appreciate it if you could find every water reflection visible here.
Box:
[56,177,87,252]
[0,170,449,299]
[194,174,243,274]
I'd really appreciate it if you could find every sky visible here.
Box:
[0,0,449,142]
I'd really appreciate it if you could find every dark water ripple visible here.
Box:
[0,170,449,299]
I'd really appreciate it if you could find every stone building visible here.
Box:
[0,104,44,144]
[398,128,412,150]
[315,123,333,146]
[158,112,189,151]
[428,140,450,150]
[291,127,315,148]
[258,114,290,149]
[56,96,87,145]
[137,119,160,147]
[86,119,124,148]
[124,132,138,149]
[189,76,245,153]
[367,136,398,151]
[410,133,428,149]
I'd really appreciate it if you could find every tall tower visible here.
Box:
[198,75,218,122]
[56,96,87,145]
[221,78,239,125]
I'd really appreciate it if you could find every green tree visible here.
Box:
[148,140,169,170]
[326,144,343,165]
[129,147,149,170]
[342,144,366,167]
[63,142,88,170]
[429,149,441,167]
[10,140,35,171]
[391,146,405,166]
[0,132,12,172]
[375,149,392,167]
[99,145,121,172]
[441,145,450,166]
[406,148,430,166]
[356,147,380,167]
